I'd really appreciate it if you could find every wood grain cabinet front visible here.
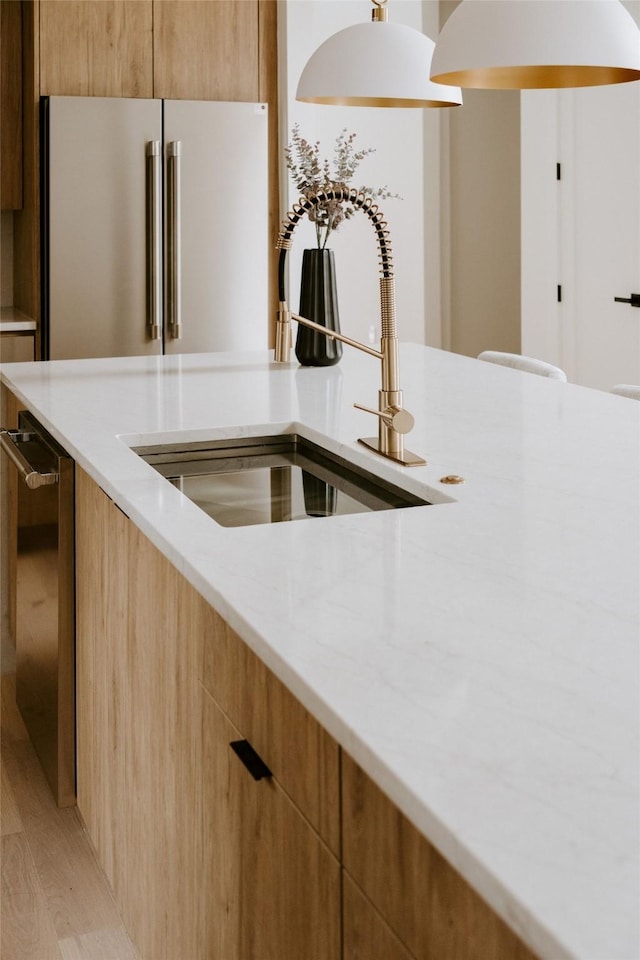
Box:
[200,687,341,960]
[198,603,342,958]
[342,752,539,960]
[39,0,154,98]
[76,467,217,958]
[75,467,340,960]
[153,0,261,101]
[343,871,415,960]
[38,0,272,101]
[75,467,540,960]
[1,0,23,209]
[201,603,341,857]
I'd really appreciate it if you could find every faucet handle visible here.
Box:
[353,402,415,435]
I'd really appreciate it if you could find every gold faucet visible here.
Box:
[275,187,426,467]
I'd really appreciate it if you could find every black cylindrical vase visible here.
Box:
[296,249,343,367]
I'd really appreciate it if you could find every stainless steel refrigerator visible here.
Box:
[42,96,268,360]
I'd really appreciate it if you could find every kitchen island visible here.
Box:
[1,345,638,960]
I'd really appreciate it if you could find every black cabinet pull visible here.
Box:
[614,293,640,307]
[230,740,272,781]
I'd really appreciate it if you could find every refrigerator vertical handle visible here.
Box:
[146,141,162,340]
[167,141,182,340]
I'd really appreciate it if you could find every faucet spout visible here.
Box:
[289,310,383,361]
[275,188,425,467]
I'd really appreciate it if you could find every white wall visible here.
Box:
[280,0,444,348]
[439,1,521,359]
[446,86,521,358]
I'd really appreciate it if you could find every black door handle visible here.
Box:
[230,740,272,781]
[614,293,640,307]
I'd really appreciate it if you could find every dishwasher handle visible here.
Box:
[0,429,59,488]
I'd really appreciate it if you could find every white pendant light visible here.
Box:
[296,0,462,109]
[430,0,640,90]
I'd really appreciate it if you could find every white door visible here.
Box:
[521,2,640,390]
[562,79,640,389]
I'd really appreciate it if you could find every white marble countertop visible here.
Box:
[1,346,638,960]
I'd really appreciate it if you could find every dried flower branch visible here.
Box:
[285,124,401,249]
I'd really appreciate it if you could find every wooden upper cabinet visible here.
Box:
[37,0,273,102]
[153,0,260,101]
[39,0,153,97]
[1,0,23,209]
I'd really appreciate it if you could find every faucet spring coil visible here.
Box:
[277,189,394,280]
[380,278,396,339]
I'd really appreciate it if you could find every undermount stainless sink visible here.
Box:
[133,434,432,528]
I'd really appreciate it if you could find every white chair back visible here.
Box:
[478,351,567,381]
[611,384,640,400]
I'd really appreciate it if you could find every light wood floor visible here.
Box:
[1,667,139,960]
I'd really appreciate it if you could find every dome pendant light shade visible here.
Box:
[430,0,640,90]
[296,6,462,108]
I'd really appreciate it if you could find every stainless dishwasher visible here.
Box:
[0,411,75,806]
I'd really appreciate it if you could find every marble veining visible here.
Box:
[2,345,638,960]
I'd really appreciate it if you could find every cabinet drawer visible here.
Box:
[201,606,340,855]
[200,686,341,960]
[342,753,539,960]
[343,872,414,960]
